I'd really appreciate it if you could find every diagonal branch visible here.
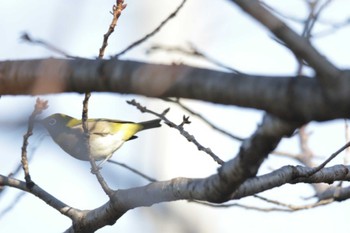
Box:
[64,163,349,232]
[211,114,298,201]
[21,98,48,188]
[163,98,244,141]
[127,99,224,165]
[231,164,349,199]
[114,0,187,58]
[230,0,340,90]
[0,175,82,221]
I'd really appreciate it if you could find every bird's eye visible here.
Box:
[48,118,56,126]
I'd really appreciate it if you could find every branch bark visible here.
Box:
[1,58,350,122]
[3,161,349,232]
[230,0,340,90]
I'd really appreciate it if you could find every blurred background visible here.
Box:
[0,0,350,232]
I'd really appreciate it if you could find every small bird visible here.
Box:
[41,113,161,166]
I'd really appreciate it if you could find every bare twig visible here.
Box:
[281,0,322,197]
[127,99,224,165]
[254,194,334,211]
[294,1,332,74]
[81,1,128,196]
[21,98,48,188]
[313,17,350,37]
[81,93,91,132]
[302,141,350,177]
[192,200,291,212]
[344,119,350,165]
[293,1,345,179]
[194,196,333,212]
[262,0,339,35]
[297,126,314,166]
[114,0,187,58]
[99,0,127,58]
[164,98,244,141]
[270,150,300,160]
[231,0,340,82]
[82,93,113,196]
[301,0,332,39]
[0,192,26,219]
[147,43,244,74]
[20,33,79,59]
[107,160,157,182]
[0,133,46,199]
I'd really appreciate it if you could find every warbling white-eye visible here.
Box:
[41,113,161,165]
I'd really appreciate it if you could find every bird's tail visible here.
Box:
[140,119,161,130]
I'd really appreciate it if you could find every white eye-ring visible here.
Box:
[48,118,57,126]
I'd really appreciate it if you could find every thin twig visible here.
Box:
[21,98,48,189]
[0,134,46,198]
[312,17,350,37]
[163,98,244,141]
[301,1,319,39]
[82,93,113,196]
[1,151,49,218]
[261,2,305,24]
[127,99,224,165]
[20,33,79,59]
[81,1,127,196]
[82,93,91,132]
[293,1,343,178]
[194,196,332,212]
[254,195,334,211]
[295,1,330,74]
[262,0,339,31]
[147,43,244,74]
[344,119,350,165]
[307,0,333,38]
[298,126,314,166]
[192,200,291,212]
[0,192,26,219]
[302,141,350,177]
[114,0,187,58]
[107,160,157,182]
[99,0,127,58]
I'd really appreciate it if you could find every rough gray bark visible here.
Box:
[1,58,350,122]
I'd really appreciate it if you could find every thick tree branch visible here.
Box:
[230,0,341,89]
[64,162,350,232]
[212,115,297,201]
[3,161,349,232]
[316,186,350,201]
[232,164,349,199]
[1,58,350,122]
[0,175,82,221]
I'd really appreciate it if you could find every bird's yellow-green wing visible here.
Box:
[69,118,143,141]
[65,117,83,128]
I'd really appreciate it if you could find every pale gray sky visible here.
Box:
[0,1,349,232]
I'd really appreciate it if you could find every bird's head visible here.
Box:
[41,113,75,135]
